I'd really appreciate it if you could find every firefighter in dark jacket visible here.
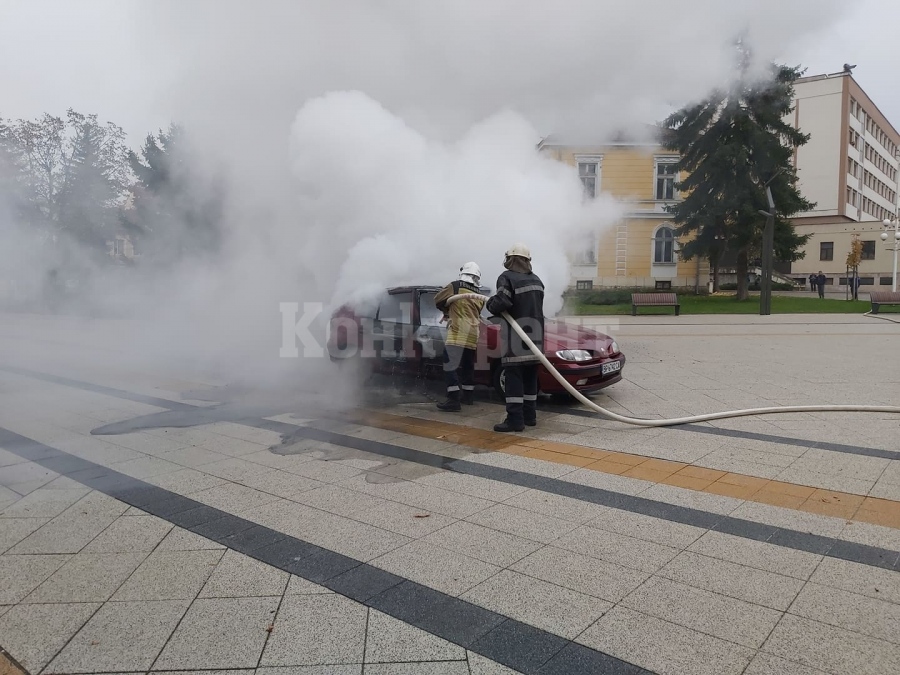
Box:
[486,243,544,432]
[434,262,485,411]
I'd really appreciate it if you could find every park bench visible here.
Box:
[869,290,900,314]
[632,292,680,316]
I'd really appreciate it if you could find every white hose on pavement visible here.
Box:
[445,293,900,427]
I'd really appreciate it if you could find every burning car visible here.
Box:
[327,285,625,397]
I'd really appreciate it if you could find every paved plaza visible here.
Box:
[1,311,899,675]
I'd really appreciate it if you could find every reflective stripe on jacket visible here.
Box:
[486,270,545,365]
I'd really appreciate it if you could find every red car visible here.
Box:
[327,285,625,397]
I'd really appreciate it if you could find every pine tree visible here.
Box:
[661,46,813,300]
[124,125,223,263]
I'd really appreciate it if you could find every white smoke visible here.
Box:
[286,91,619,315]
[130,0,851,147]
[111,92,617,386]
[1,0,856,391]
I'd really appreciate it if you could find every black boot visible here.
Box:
[524,405,536,426]
[461,390,475,405]
[437,397,461,412]
[494,418,524,432]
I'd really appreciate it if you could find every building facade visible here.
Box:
[788,70,900,288]
[538,135,708,290]
[791,220,897,290]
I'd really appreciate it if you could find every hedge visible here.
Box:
[565,287,706,306]
[717,281,795,291]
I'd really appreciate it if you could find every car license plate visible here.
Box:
[601,361,621,375]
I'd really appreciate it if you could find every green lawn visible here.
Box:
[567,294,876,315]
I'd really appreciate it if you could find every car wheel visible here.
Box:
[493,364,550,400]
[492,365,505,398]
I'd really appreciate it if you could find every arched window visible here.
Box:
[653,226,676,264]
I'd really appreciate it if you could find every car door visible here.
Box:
[415,290,447,372]
[418,287,495,375]
[371,290,416,375]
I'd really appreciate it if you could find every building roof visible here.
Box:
[794,69,854,85]
[537,123,666,149]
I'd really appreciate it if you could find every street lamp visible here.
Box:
[756,168,786,316]
[882,217,900,292]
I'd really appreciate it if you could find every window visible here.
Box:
[861,241,876,260]
[655,160,677,200]
[881,277,894,285]
[417,293,444,327]
[376,291,412,323]
[577,160,600,198]
[573,235,597,265]
[820,241,834,261]
[418,291,487,327]
[653,226,676,264]
[575,280,593,290]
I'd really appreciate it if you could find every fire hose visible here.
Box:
[445,293,900,427]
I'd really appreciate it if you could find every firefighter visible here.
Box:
[434,261,485,411]
[486,243,544,432]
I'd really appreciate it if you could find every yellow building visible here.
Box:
[538,133,709,291]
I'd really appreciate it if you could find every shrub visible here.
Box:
[718,281,794,291]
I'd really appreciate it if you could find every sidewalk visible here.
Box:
[2,312,899,674]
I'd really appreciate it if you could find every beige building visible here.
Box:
[788,69,900,288]
[793,220,897,290]
[538,133,708,291]
[790,69,899,223]
[545,70,899,291]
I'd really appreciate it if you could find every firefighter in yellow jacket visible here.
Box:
[434,262,485,411]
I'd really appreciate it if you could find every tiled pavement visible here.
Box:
[1,313,899,674]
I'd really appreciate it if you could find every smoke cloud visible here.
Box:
[2,0,852,394]
[287,91,618,313]
[139,0,849,146]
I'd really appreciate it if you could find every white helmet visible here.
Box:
[505,242,531,260]
[459,261,481,284]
